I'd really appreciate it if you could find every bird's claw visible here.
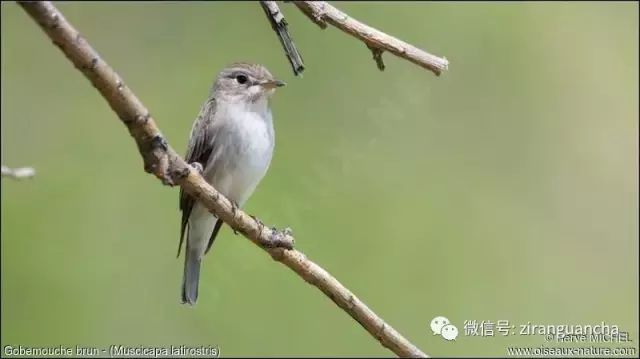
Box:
[231,201,240,235]
[266,226,294,249]
[189,162,203,175]
[250,214,265,228]
[251,215,267,238]
[282,227,294,237]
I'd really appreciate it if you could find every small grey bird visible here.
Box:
[178,63,285,305]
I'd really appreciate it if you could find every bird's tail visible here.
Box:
[181,245,201,306]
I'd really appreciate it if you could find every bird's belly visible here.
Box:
[211,112,274,206]
[226,146,272,205]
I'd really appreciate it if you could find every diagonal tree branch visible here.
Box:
[1,165,36,180]
[18,2,428,357]
[260,1,305,76]
[292,1,449,76]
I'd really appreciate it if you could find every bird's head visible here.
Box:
[212,62,285,104]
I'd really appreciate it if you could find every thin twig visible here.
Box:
[18,2,427,357]
[260,1,305,76]
[293,1,448,76]
[1,165,36,180]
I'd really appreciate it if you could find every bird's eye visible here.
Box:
[236,74,248,84]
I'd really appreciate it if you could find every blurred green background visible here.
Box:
[1,2,638,357]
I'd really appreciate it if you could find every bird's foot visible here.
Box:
[250,214,268,239]
[189,162,203,175]
[251,214,265,228]
[266,226,294,249]
[231,200,240,235]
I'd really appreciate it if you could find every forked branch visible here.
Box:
[293,1,449,76]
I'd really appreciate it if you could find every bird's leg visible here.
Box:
[250,214,265,228]
[189,162,203,175]
[250,214,268,239]
[231,200,240,235]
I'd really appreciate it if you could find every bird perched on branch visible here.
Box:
[178,63,285,305]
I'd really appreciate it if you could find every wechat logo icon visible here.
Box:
[431,316,458,341]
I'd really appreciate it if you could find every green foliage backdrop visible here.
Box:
[2,2,638,357]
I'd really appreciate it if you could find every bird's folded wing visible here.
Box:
[177,97,220,257]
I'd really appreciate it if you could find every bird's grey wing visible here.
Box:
[178,97,220,257]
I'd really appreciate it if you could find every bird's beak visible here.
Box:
[259,79,286,89]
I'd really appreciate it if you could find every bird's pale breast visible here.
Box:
[210,102,274,207]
